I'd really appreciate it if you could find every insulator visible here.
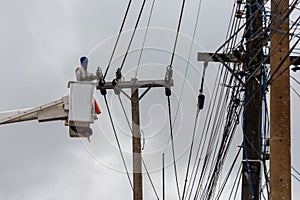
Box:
[116,68,122,80]
[112,79,118,87]
[165,87,171,97]
[198,94,205,110]
[100,89,107,96]
[99,78,105,87]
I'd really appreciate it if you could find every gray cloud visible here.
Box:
[0,0,299,199]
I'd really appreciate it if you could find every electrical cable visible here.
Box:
[103,95,133,190]
[186,1,251,197]
[173,0,203,126]
[215,147,242,200]
[142,158,160,200]
[104,0,133,79]
[291,85,300,98]
[292,166,300,176]
[167,96,181,200]
[134,0,156,79]
[120,0,148,71]
[228,164,242,200]
[169,0,187,67]
[292,174,300,182]
[181,110,200,200]
[268,35,300,85]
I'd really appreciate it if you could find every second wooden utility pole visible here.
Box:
[270,0,291,199]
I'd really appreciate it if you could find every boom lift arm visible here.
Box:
[0,82,98,140]
[0,96,69,125]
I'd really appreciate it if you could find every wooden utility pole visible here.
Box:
[131,80,143,200]
[241,1,264,199]
[98,76,173,200]
[270,0,291,199]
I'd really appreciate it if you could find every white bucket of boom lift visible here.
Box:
[67,81,96,138]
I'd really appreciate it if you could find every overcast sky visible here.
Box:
[0,0,299,199]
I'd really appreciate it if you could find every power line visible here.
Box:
[103,95,133,190]
[173,0,204,127]
[142,158,160,200]
[120,0,148,71]
[292,166,300,177]
[104,0,133,79]
[167,96,181,200]
[292,174,300,183]
[291,85,300,98]
[134,0,156,79]
[181,110,200,200]
[290,75,300,85]
[170,0,187,67]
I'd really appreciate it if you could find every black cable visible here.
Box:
[268,35,300,85]
[103,95,133,190]
[188,6,245,196]
[215,147,242,200]
[228,164,242,200]
[186,2,244,197]
[104,0,132,79]
[142,158,160,200]
[291,85,300,98]
[118,95,132,131]
[185,66,223,200]
[172,0,203,125]
[120,0,147,71]
[181,110,200,200]
[170,0,187,67]
[292,166,300,177]
[167,96,181,200]
[134,0,156,79]
[232,170,242,200]
[185,63,227,200]
[292,174,300,183]
[245,0,300,85]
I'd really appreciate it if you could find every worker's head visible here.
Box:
[80,56,88,70]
